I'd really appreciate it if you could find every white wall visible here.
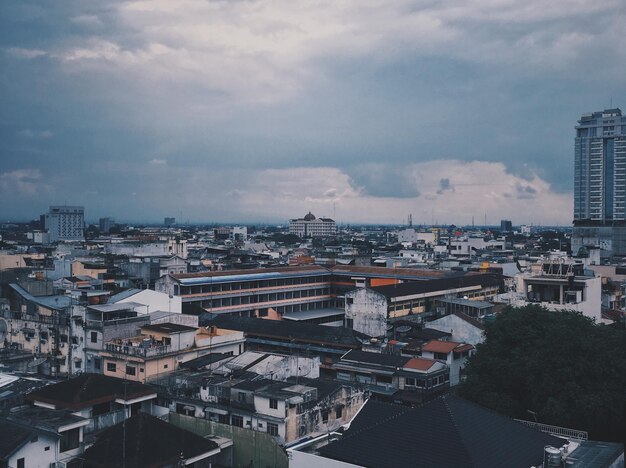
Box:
[427,315,485,346]
[118,289,182,313]
[7,433,59,468]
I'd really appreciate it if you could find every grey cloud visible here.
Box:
[437,178,454,195]
[348,164,420,198]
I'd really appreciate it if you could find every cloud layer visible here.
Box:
[0,0,624,224]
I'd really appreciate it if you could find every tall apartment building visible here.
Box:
[572,108,626,258]
[43,205,85,242]
[289,212,336,238]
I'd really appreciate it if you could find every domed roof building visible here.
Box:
[289,212,336,238]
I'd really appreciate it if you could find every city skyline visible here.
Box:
[1,1,625,224]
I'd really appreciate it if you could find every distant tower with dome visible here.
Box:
[289,212,337,238]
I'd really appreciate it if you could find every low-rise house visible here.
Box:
[200,377,365,445]
[0,408,88,468]
[331,350,449,404]
[25,373,158,434]
[101,324,245,382]
[420,340,474,385]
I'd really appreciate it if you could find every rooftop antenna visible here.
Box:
[333,202,336,221]
[408,213,413,227]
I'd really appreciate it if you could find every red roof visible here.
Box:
[422,340,472,354]
[403,358,437,371]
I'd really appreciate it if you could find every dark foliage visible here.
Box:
[458,305,626,442]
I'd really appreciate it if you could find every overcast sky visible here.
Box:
[1,0,625,225]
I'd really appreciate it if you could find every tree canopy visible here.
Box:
[458,305,626,442]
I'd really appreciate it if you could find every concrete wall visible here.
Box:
[6,432,59,468]
[344,288,388,338]
[168,412,288,468]
[427,315,485,346]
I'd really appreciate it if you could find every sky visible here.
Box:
[1,0,625,225]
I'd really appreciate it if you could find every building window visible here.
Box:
[60,428,80,452]
[90,331,98,343]
[94,358,101,370]
[405,377,416,386]
[434,352,447,360]
[238,392,245,402]
[232,415,244,427]
[17,458,25,468]
[267,422,279,436]
[346,318,354,329]
[163,364,168,369]
[336,407,343,419]
[321,410,329,423]
[126,365,136,376]
[269,398,278,409]
[45,446,50,451]
[106,362,116,372]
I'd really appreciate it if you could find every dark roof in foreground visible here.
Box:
[0,421,35,460]
[80,413,220,468]
[26,373,156,410]
[318,396,565,468]
[202,316,360,348]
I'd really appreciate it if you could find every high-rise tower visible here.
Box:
[572,108,626,258]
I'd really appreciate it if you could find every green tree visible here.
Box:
[458,305,626,442]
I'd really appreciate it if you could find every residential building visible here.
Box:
[25,373,157,434]
[43,205,85,242]
[512,261,604,323]
[289,212,337,238]
[0,408,88,468]
[572,108,626,257]
[187,376,365,445]
[101,323,245,382]
[331,349,449,404]
[420,340,474,385]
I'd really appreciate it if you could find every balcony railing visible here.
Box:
[85,409,126,433]
[104,342,171,357]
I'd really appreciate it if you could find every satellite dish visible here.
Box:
[0,319,7,342]
[27,357,47,368]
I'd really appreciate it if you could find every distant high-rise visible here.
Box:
[43,206,85,242]
[572,108,626,258]
[164,217,176,227]
[99,217,115,234]
[500,219,512,232]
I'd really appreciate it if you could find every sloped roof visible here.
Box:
[0,421,34,460]
[373,273,503,299]
[203,316,360,349]
[26,374,155,410]
[422,340,471,354]
[403,358,438,371]
[80,413,219,468]
[318,396,565,468]
[340,350,411,368]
